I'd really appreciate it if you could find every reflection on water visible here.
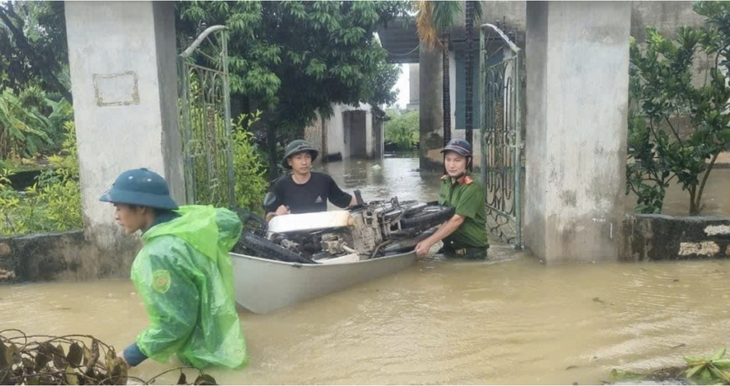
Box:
[319,156,443,204]
[1,157,729,384]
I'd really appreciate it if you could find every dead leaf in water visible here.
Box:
[194,374,217,385]
[67,342,82,367]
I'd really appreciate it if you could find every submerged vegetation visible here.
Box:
[0,329,217,385]
[609,347,730,385]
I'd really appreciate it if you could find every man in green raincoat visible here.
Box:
[99,168,247,369]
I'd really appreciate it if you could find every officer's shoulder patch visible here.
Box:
[152,269,172,294]
[458,175,473,185]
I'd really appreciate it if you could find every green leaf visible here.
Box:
[687,364,705,378]
[712,347,727,361]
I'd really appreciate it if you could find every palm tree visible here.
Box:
[464,1,482,146]
[415,1,462,146]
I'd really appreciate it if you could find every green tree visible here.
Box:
[231,111,268,212]
[0,87,52,160]
[177,1,405,180]
[385,109,419,150]
[0,1,71,101]
[627,18,730,215]
[415,1,462,146]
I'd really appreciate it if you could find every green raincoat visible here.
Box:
[131,205,248,369]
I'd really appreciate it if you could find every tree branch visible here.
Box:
[0,6,73,102]
[695,151,719,215]
[664,115,684,145]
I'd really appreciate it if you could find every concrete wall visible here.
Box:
[371,113,384,159]
[0,231,140,283]
[325,105,348,160]
[479,1,702,42]
[524,2,631,264]
[304,113,325,167]
[623,215,730,261]
[304,103,383,162]
[65,2,183,264]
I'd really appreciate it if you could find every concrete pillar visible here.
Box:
[524,1,631,264]
[407,63,420,111]
[65,2,184,275]
[419,42,443,171]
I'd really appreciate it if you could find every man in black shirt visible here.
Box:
[265,140,357,222]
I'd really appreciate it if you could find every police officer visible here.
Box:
[265,139,357,222]
[414,139,489,259]
[99,168,248,369]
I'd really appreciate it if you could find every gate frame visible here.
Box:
[478,23,524,249]
[178,25,236,208]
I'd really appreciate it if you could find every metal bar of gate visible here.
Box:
[221,31,236,208]
[479,23,524,249]
[513,47,523,249]
[178,25,235,209]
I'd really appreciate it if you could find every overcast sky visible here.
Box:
[392,63,410,110]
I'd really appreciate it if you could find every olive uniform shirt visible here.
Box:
[438,173,489,249]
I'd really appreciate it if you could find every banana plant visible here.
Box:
[685,347,730,385]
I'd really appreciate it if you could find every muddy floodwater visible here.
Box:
[2,157,730,384]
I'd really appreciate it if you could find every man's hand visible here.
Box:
[275,205,290,216]
[266,205,291,222]
[415,240,433,257]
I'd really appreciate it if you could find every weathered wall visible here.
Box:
[303,112,325,167]
[0,231,141,283]
[623,215,730,261]
[65,2,183,258]
[349,111,368,158]
[325,105,348,160]
[479,1,703,41]
[305,104,383,162]
[524,1,631,264]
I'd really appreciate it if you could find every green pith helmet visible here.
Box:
[99,168,178,210]
[282,139,319,169]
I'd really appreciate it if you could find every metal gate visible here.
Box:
[478,24,524,248]
[178,25,235,208]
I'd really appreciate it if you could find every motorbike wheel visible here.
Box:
[235,232,317,264]
[234,208,268,232]
[400,205,455,230]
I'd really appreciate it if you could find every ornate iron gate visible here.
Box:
[178,25,235,208]
[478,24,524,248]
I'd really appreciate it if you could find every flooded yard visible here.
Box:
[2,156,729,384]
[3,255,730,384]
